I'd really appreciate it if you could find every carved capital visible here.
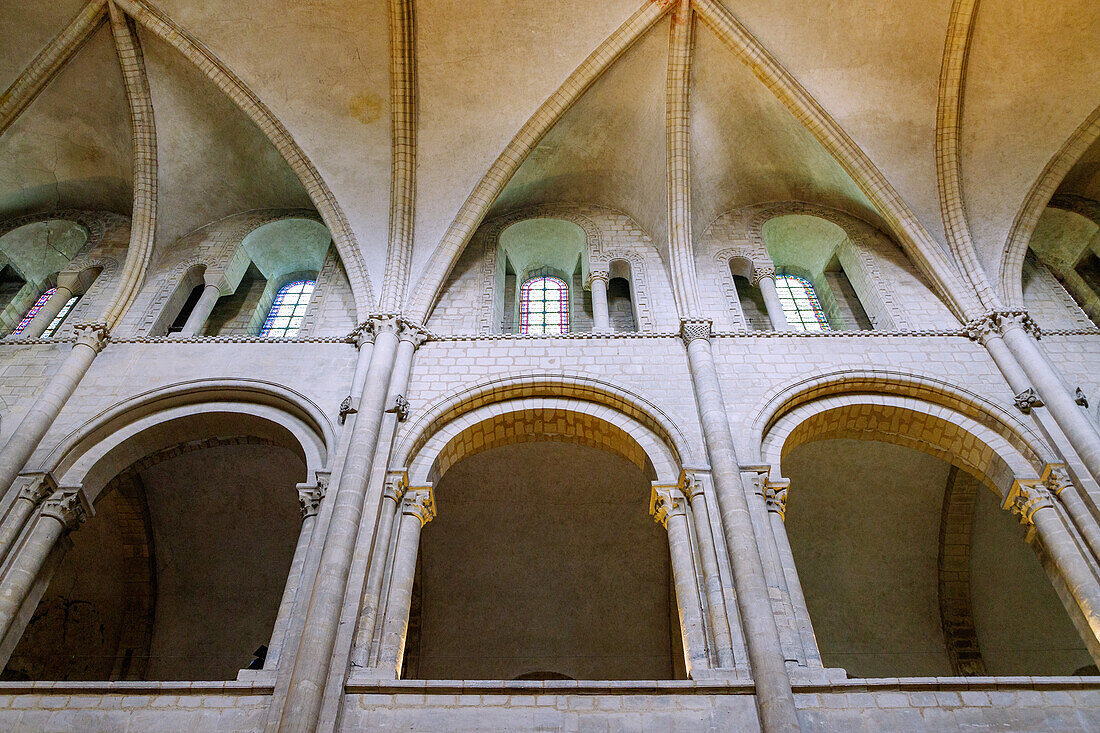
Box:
[749,264,777,287]
[17,473,57,507]
[679,471,704,501]
[1075,387,1089,408]
[297,482,326,519]
[650,485,687,528]
[72,322,110,352]
[1041,464,1072,497]
[338,395,358,425]
[1014,387,1044,414]
[386,394,411,422]
[384,472,409,504]
[585,269,610,289]
[345,321,375,349]
[40,488,92,531]
[402,487,436,527]
[1003,479,1055,526]
[966,310,1041,343]
[398,320,430,348]
[679,318,713,344]
[764,481,789,521]
[370,315,400,336]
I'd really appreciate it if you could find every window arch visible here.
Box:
[519,276,569,335]
[12,288,79,337]
[775,275,829,331]
[260,280,315,338]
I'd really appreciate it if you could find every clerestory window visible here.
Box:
[519,276,569,335]
[12,289,78,337]
[775,275,829,331]
[260,279,314,338]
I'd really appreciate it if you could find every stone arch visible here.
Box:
[52,256,121,336]
[407,397,678,485]
[133,209,331,336]
[1000,104,1100,306]
[394,372,696,473]
[36,379,332,501]
[475,205,605,333]
[744,202,912,329]
[746,368,1054,473]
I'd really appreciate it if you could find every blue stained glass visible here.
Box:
[12,289,55,335]
[519,276,568,335]
[260,280,315,337]
[774,275,830,331]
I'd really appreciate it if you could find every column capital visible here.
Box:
[397,319,430,348]
[749,264,777,286]
[72,322,110,352]
[345,321,375,349]
[1014,387,1044,414]
[679,470,705,500]
[370,315,401,336]
[383,471,409,504]
[1003,479,1055,526]
[763,480,790,521]
[297,481,327,519]
[402,486,436,527]
[585,269,610,288]
[679,318,713,344]
[16,473,57,506]
[965,309,1041,343]
[1041,463,1072,497]
[40,487,92,531]
[650,484,687,528]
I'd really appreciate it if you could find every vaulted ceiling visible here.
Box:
[2,0,1098,310]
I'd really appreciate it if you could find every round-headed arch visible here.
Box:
[753,370,1055,496]
[37,379,333,503]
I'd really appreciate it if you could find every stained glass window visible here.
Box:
[775,275,829,331]
[519,276,569,335]
[260,280,315,338]
[12,289,54,335]
[43,295,78,337]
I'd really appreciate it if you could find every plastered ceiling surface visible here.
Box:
[2,0,1100,304]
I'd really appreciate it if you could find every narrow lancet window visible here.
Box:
[520,276,568,335]
[12,289,54,335]
[260,280,315,338]
[775,275,829,331]
[42,295,78,337]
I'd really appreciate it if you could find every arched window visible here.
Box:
[12,289,79,337]
[519,276,569,335]
[775,275,830,331]
[260,280,315,338]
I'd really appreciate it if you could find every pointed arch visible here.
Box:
[111,0,374,314]
[403,1,673,322]
[999,104,1100,307]
[693,0,981,323]
[935,0,1000,308]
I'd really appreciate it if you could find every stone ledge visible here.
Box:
[344,678,756,695]
[0,680,274,695]
[793,675,1100,693]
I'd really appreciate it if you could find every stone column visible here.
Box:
[587,270,611,331]
[19,285,74,339]
[0,487,90,643]
[275,317,400,732]
[350,472,407,669]
[0,474,56,568]
[682,474,736,669]
[375,487,435,676]
[1004,479,1100,662]
[177,282,222,337]
[753,266,789,331]
[976,311,1100,485]
[0,324,109,497]
[762,479,821,668]
[680,319,800,731]
[1043,464,1100,565]
[265,481,327,669]
[652,484,710,676]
